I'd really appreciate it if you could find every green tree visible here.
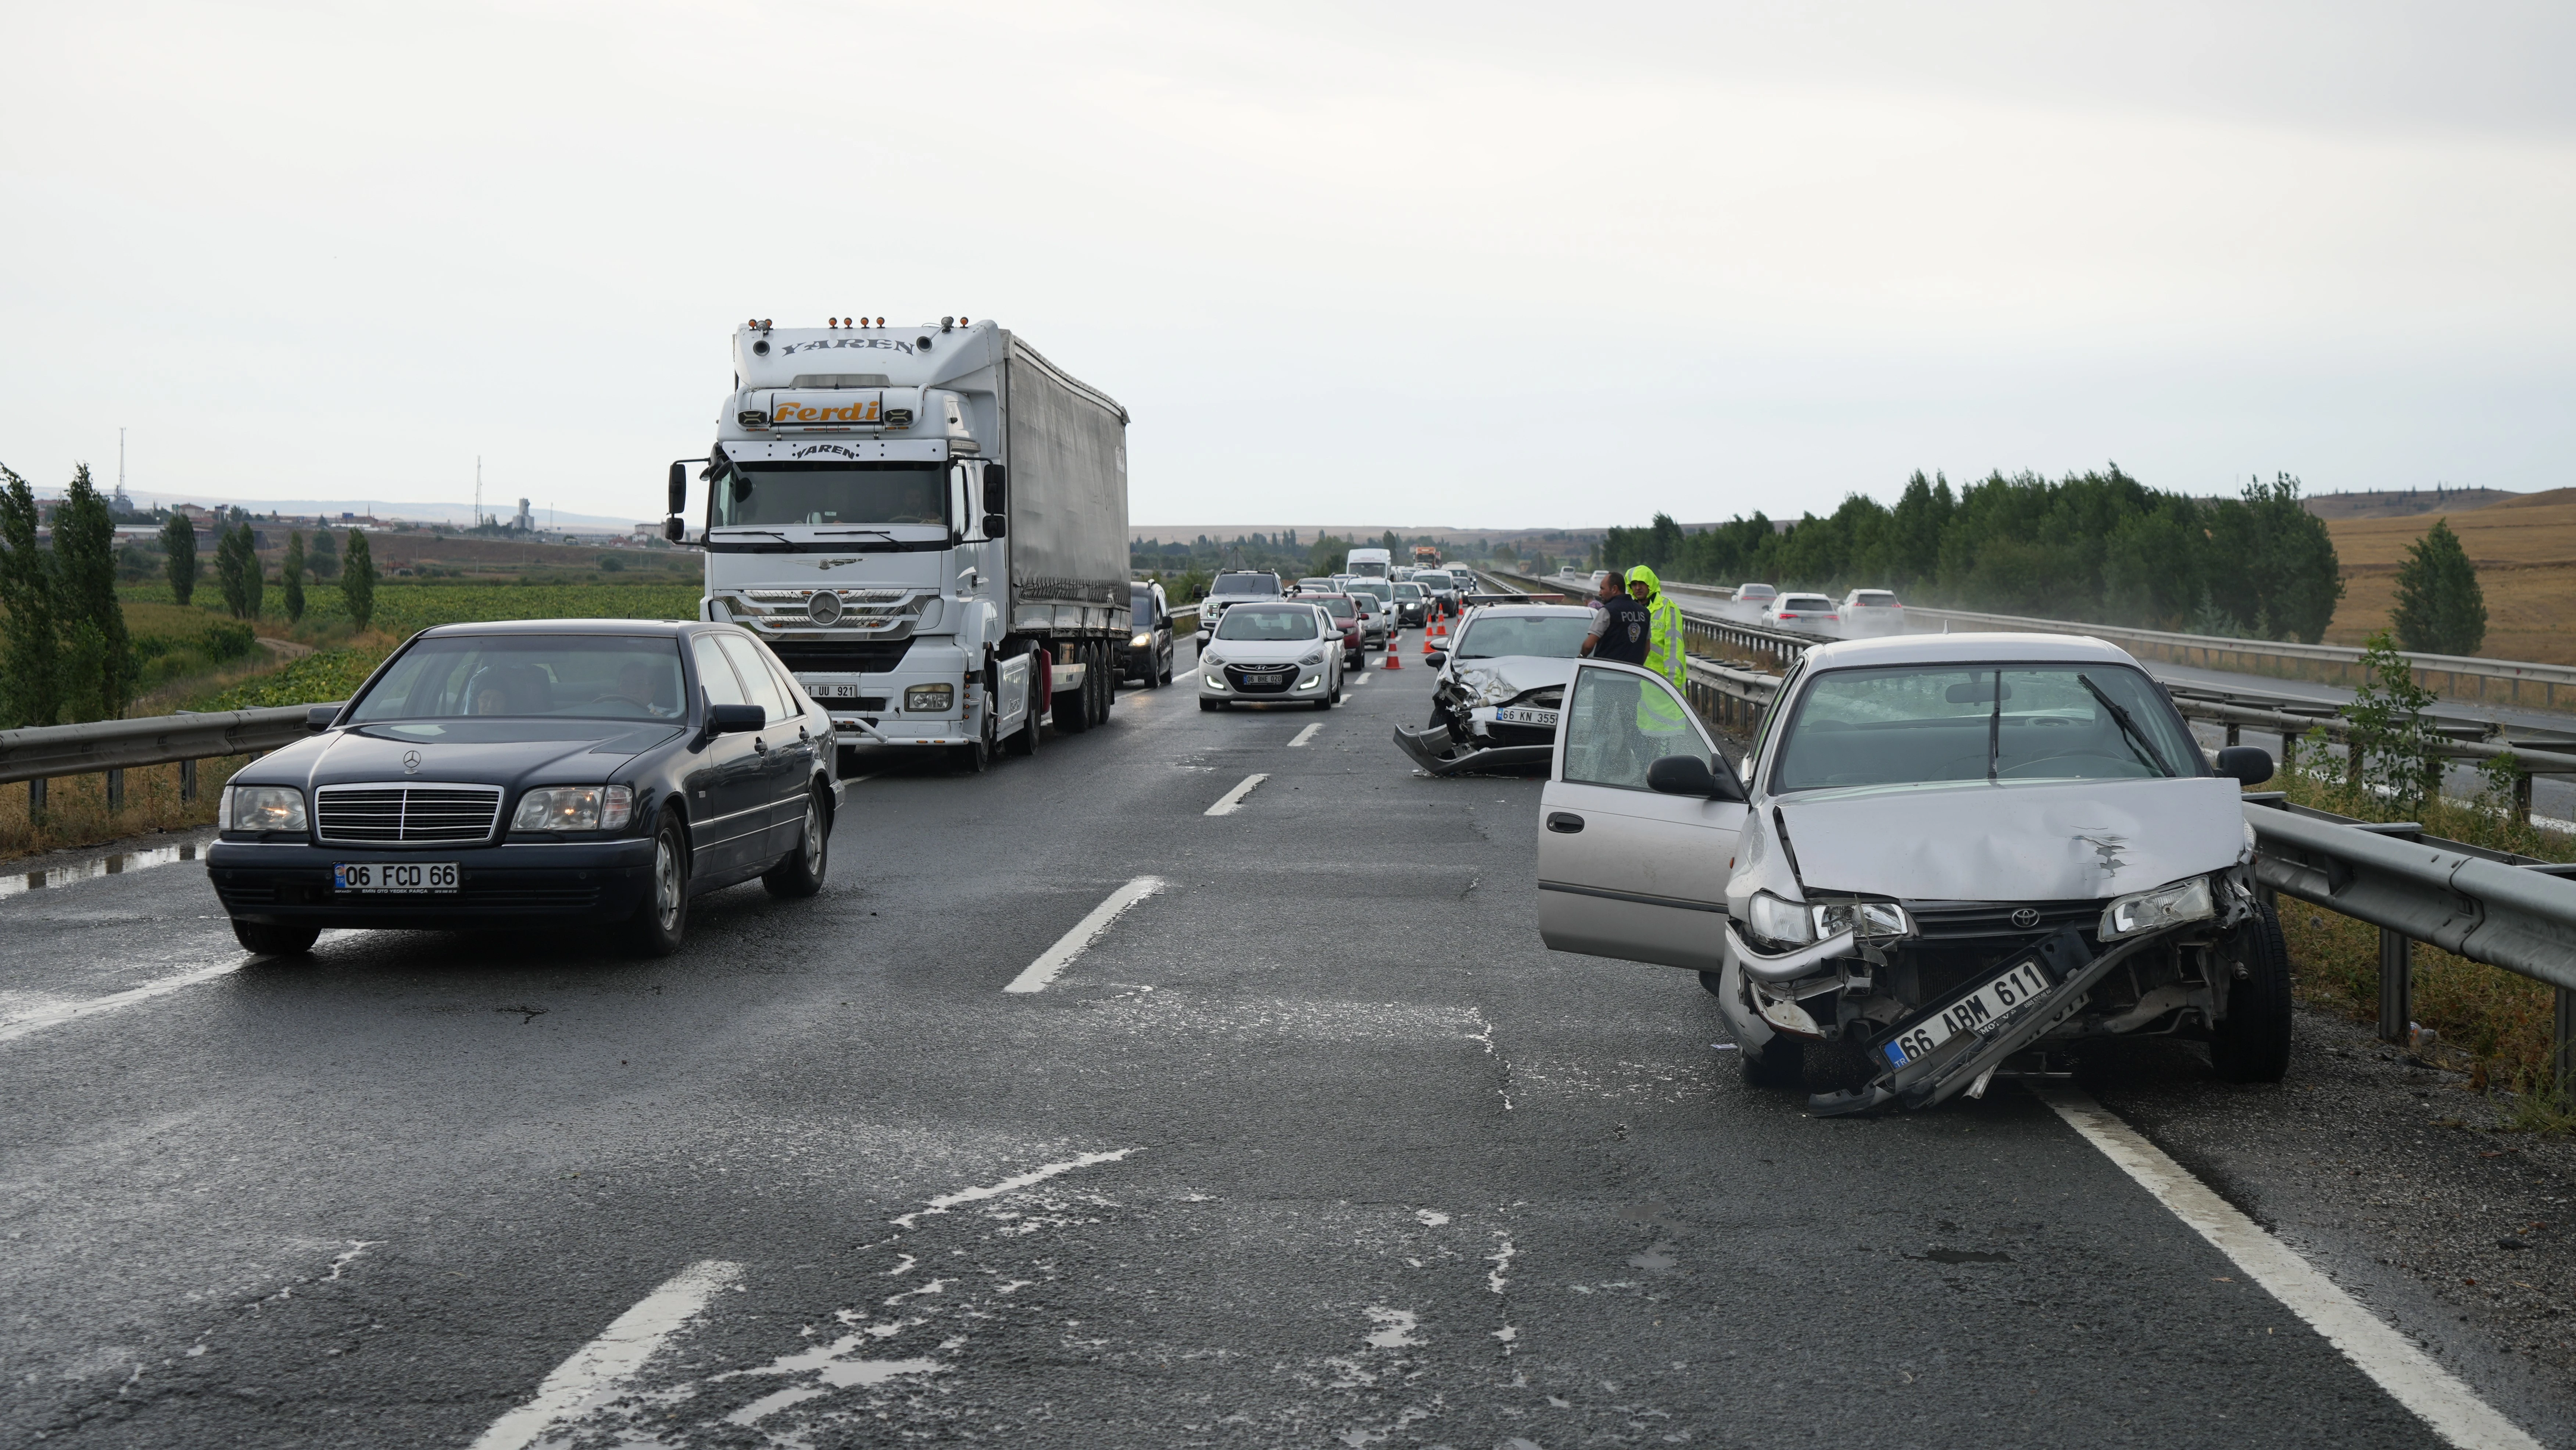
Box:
[54,464,134,718]
[281,531,307,622]
[2205,474,2343,642]
[2390,517,2485,656]
[2342,631,2443,812]
[0,464,62,729]
[214,522,248,617]
[343,529,377,629]
[306,528,339,580]
[236,524,264,621]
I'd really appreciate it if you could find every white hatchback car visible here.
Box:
[1840,589,1905,635]
[1761,593,1840,630]
[1198,601,1343,711]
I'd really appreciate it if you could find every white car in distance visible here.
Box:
[1761,593,1841,631]
[1840,589,1905,636]
[1199,602,1343,712]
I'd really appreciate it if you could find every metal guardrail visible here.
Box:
[0,704,328,815]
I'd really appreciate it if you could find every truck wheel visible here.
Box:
[623,814,691,958]
[231,920,321,956]
[1009,698,1042,756]
[1053,674,1090,733]
[2211,898,2294,1083]
[1089,644,1113,726]
[762,788,830,899]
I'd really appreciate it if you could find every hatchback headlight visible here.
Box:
[225,785,306,833]
[1811,900,1912,942]
[1299,649,1326,667]
[513,785,634,832]
[1201,651,1225,667]
[904,684,954,713]
[1744,891,1814,950]
[2100,877,2215,939]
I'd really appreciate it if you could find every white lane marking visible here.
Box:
[1346,673,1370,687]
[0,930,350,1044]
[1002,877,1165,993]
[1288,724,1323,748]
[469,1259,744,1450]
[1205,773,1269,817]
[890,1147,1141,1227]
[2036,1084,2541,1450]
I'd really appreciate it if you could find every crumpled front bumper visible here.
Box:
[1391,723,1553,776]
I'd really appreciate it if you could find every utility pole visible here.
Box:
[475,456,483,530]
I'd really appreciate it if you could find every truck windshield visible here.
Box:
[712,461,947,529]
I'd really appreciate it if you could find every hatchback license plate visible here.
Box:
[1879,955,2056,1068]
[1497,707,1560,728]
[334,862,458,894]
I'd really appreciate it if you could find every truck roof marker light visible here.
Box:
[876,317,885,328]
[942,317,954,332]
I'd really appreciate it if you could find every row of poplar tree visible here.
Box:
[155,511,376,633]
[0,462,379,729]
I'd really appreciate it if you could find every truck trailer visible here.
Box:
[665,319,1131,772]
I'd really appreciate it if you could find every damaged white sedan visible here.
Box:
[1534,632,2285,1114]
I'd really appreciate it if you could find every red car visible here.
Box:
[1303,593,1368,669]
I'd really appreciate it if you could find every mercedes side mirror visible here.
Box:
[1646,754,1745,802]
[708,703,765,735]
[2215,746,2275,786]
[982,464,1007,511]
[667,461,688,515]
[981,512,1007,538]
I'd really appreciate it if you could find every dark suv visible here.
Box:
[1196,571,1285,640]
[1127,581,1175,686]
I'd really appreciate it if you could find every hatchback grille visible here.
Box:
[1226,664,1296,694]
[315,785,503,845]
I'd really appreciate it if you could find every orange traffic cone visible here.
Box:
[1384,639,1403,669]
[1423,616,1448,653]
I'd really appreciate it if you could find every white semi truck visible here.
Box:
[664,319,1131,772]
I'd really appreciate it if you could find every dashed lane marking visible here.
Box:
[1288,724,1323,748]
[1204,773,1269,817]
[2035,1083,2541,1450]
[1345,673,1370,687]
[891,1147,1142,1226]
[0,931,361,1045]
[469,1259,744,1450]
[1002,876,1166,994]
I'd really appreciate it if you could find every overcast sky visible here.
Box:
[3,0,2569,529]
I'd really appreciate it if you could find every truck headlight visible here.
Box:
[2099,877,2215,939]
[512,785,634,832]
[904,684,955,713]
[225,785,306,832]
[1745,891,1814,950]
[1811,900,1911,942]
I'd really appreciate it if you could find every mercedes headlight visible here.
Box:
[225,785,306,832]
[1810,900,1912,942]
[904,684,954,712]
[2100,877,2215,939]
[1744,891,1814,950]
[512,785,634,832]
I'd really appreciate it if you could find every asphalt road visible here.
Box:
[3,627,2567,1448]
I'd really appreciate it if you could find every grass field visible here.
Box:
[2323,487,2576,664]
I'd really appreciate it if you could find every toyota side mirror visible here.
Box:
[1647,754,1745,802]
[2214,746,2275,786]
[708,703,765,735]
[305,705,339,731]
[982,512,1007,538]
[982,464,1006,511]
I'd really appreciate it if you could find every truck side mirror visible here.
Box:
[663,516,685,543]
[667,461,687,516]
[981,513,1007,539]
[982,464,1006,512]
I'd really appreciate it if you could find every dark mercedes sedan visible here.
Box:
[206,619,842,958]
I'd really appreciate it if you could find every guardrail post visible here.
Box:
[2558,989,2575,1096]
[179,758,198,803]
[2379,928,2412,1045]
[105,768,123,813]
[2225,722,2240,747]
[2516,770,2535,829]
[26,777,43,819]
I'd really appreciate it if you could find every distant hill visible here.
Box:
[2324,487,2576,664]
[2303,487,2519,521]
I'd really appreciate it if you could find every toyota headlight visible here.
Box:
[2099,877,2215,940]
[1811,900,1912,942]
[1744,891,1814,950]
[225,785,306,833]
[904,684,954,713]
[512,785,635,832]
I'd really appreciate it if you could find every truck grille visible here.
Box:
[769,639,916,673]
[315,785,504,845]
